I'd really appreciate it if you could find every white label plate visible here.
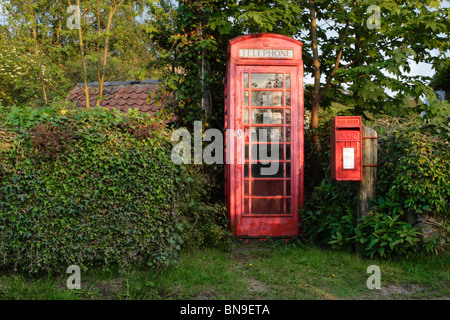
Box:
[343,148,355,169]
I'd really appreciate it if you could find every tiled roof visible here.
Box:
[67,80,163,115]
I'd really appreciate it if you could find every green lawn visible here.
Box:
[0,242,448,300]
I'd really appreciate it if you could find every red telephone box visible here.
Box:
[224,34,304,238]
[331,116,362,181]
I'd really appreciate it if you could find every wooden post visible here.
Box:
[356,126,378,255]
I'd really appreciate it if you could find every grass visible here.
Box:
[0,241,448,300]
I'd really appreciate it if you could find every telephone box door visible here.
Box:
[234,66,301,237]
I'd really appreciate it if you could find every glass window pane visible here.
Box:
[251,109,284,124]
[251,162,284,178]
[251,127,284,143]
[251,73,283,88]
[285,74,290,89]
[251,144,284,161]
[250,180,284,196]
[286,144,291,160]
[286,180,291,196]
[244,180,249,196]
[286,127,291,142]
[244,109,249,124]
[285,92,291,106]
[244,91,249,106]
[285,109,291,124]
[244,199,249,214]
[251,91,283,106]
[286,198,291,214]
[244,128,250,143]
[244,73,249,88]
[251,198,283,214]
[285,162,291,178]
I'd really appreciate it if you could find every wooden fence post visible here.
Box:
[356,126,378,255]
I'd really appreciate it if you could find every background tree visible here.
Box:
[304,0,449,148]
[0,0,156,107]
[430,57,450,101]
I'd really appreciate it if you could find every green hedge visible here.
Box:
[0,103,204,273]
[376,120,449,217]
[373,118,449,254]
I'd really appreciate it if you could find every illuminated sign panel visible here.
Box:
[239,49,294,59]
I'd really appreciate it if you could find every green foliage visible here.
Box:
[376,116,449,217]
[373,114,450,255]
[430,58,450,100]
[418,92,450,124]
[300,179,357,250]
[0,36,41,106]
[355,212,421,259]
[147,0,225,127]
[353,197,423,259]
[181,202,231,250]
[0,103,208,273]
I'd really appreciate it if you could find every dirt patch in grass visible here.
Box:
[231,245,274,261]
[380,284,422,299]
[376,283,449,300]
[90,278,125,299]
[194,289,217,300]
[247,278,267,293]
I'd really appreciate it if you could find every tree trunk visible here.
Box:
[30,6,47,104]
[77,0,90,108]
[308,0,321,151]
[97,1,123,105]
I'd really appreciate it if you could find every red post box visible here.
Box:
[224,33,304,238]
[331,116,362,181]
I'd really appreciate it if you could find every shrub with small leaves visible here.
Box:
[0,104,206,273]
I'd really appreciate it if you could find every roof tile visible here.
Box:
[134,86,145,94]
[67,80,164,115]
[141,104,151,112]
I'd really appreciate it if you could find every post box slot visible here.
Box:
[336,127,360,130]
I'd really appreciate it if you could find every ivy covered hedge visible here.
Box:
[372,116,449,254]
[0,103,209,273]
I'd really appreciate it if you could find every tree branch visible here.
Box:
[319,17,350,100]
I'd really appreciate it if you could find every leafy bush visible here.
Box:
[374,116,449,254]
[0,39,41,106]
[180,202,231,250]
[376,119,449,217]
[354,199,422,258]
[0,103,207,273]
[300,179,357,250]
